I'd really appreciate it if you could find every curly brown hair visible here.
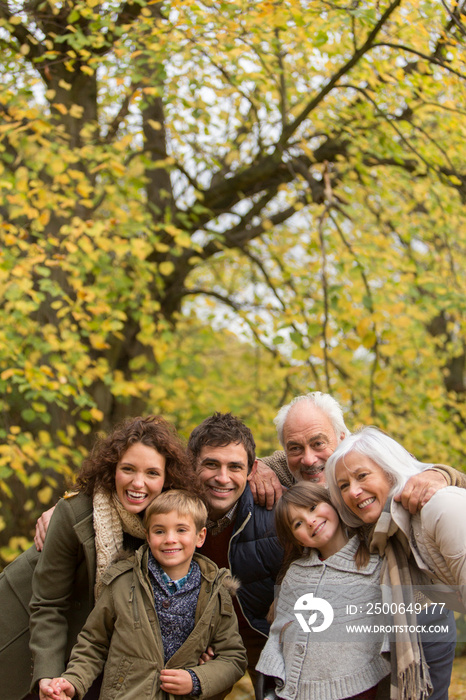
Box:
[75,415,205,501]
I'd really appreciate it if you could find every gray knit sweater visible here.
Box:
[256,537,390,700]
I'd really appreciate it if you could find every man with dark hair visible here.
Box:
[188,412,283,680]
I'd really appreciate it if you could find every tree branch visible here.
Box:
[277,0,403,146]
[372,42,466,80]
[0,2,45,62]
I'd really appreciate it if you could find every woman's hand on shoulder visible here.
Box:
[34,506,57,551]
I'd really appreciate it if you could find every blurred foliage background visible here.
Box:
[1,0,466,567]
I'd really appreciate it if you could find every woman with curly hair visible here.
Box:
[1,415,203,700]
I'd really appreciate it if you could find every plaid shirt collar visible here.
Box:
[206,501,239,536]
[148,552,194,595]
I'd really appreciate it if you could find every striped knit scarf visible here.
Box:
[93,488,146,599]
[369,499,432,700]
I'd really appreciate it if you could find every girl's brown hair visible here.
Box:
[275,482,370,580]
[75,415,205,501]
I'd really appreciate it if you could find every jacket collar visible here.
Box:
[235,482,255,522]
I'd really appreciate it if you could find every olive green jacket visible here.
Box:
[0,543,40,700]
[29,492,97,689]
[62,549,247,700]
[0,492,95,700]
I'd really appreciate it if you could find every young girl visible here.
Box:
[255,483,390,700]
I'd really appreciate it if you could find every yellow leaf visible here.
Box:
[173,232,192,248]
[164,224,181,237]
[68,169,84,180]
[402,348,418,362]
[89,334,110,350]
[28,473,42,488]
[53,103,68,115]
[1,368,18,380]
[225,151,238,166]
[159,261,175,276]
[69,104,84,118]
[109,161,126,176]
[76,182,93,197]
[346,338,360,351]
[356,318,372,337]
[39,365,54,376]
[90,407,104,421]
[362,331,377,349]
[131,238,151,259]
[39,210,51,226]
[38,430,51,445]
[38,486,53,504]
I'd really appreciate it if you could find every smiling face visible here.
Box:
[288,501,348,559]
[197,443,251,520]
[335,452,393,524]
[283,404,344,484]
[146,510,206,580]
[114,442,166,514]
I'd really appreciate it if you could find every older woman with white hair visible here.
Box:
[326,426,466,700]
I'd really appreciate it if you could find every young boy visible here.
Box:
[44,490,247,700]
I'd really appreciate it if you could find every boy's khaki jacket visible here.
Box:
[62,548,247,700]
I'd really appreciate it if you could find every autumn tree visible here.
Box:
[1,0,466,559]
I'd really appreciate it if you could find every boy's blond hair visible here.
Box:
[143,489,208,532]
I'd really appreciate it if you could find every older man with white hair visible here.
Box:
[270,392,349,484]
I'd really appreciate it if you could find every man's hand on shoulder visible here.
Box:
[248,460,285,510]
[395,469,448,514]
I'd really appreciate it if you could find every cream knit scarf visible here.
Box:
[369,499,432,700]
[93,488,146,599]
